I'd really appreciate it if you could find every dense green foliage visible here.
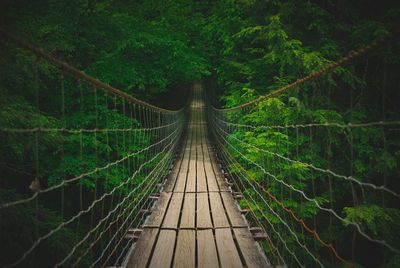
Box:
[203,1,400,267]
[0,0,399,267]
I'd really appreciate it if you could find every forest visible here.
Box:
[0,0,399,267]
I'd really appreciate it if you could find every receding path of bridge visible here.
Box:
[126,84,270,268]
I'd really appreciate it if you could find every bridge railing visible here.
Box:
[0,31,188,267]
[207,32,400,267]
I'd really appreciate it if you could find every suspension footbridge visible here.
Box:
[126,84,269,268]
[0,30,399,268]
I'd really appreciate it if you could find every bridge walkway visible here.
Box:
[126,84,270,268]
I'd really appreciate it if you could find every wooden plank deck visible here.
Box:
[126,84,270,268]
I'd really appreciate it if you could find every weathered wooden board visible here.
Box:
[162,193,184,228]
[143,192,171,228]
[186,158,197,192]
[233,228,271,268]
[197,192,212,228]
[203,137,230,192]
[196,154,207,193]
[173,147,191,192]
[126,84,270,268]
[148,230,176,268]
[163,136,187,192]
[209,192,230,228]
[221,192,247,227]
[180,193,195,228]
[197,229,219,268]
[173,230,196,268]
[126,228,158,268]
[215,228,243,268]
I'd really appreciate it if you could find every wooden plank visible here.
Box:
[186,158,196,192]
[163,137,186,192]
[173,148,190,192]
[220,192,247,227]
[128,84,272,268]
[162,193,184,228]
[215,228,243,268]
[126,228,158,268]
[163,150,187,192]
[149,230,176,268]
[196,137,208,193]
[184,124,197,193]
[173,230,195,268]
[197,229,219,268]
[216,177,230,192]
[174,120,195,193]
[233,228,271,268]
[202,141,220,193]
[163,163,180,192]
[212,159,230,192]
[209,192,230,228]
[203,138,229,192]
[204,160,219,192]
[166,128,192,193]
[180,193,195,228]
[197,192,212,229]
[144,192,172,227]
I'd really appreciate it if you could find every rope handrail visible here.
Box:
[214,31,399,112]
[0,120,180,133]
[0,27,188,268]
[214,117,400,130]
[3,129,179,268]
[215,124,400,198]
[0,126,180,209]
[214,127,400,254]
[56,137,177,267]
[214,137,305,267]
[215,138,323,267]
[217,140,353,266]
[0,29,182,114]
[88,146,174,268]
